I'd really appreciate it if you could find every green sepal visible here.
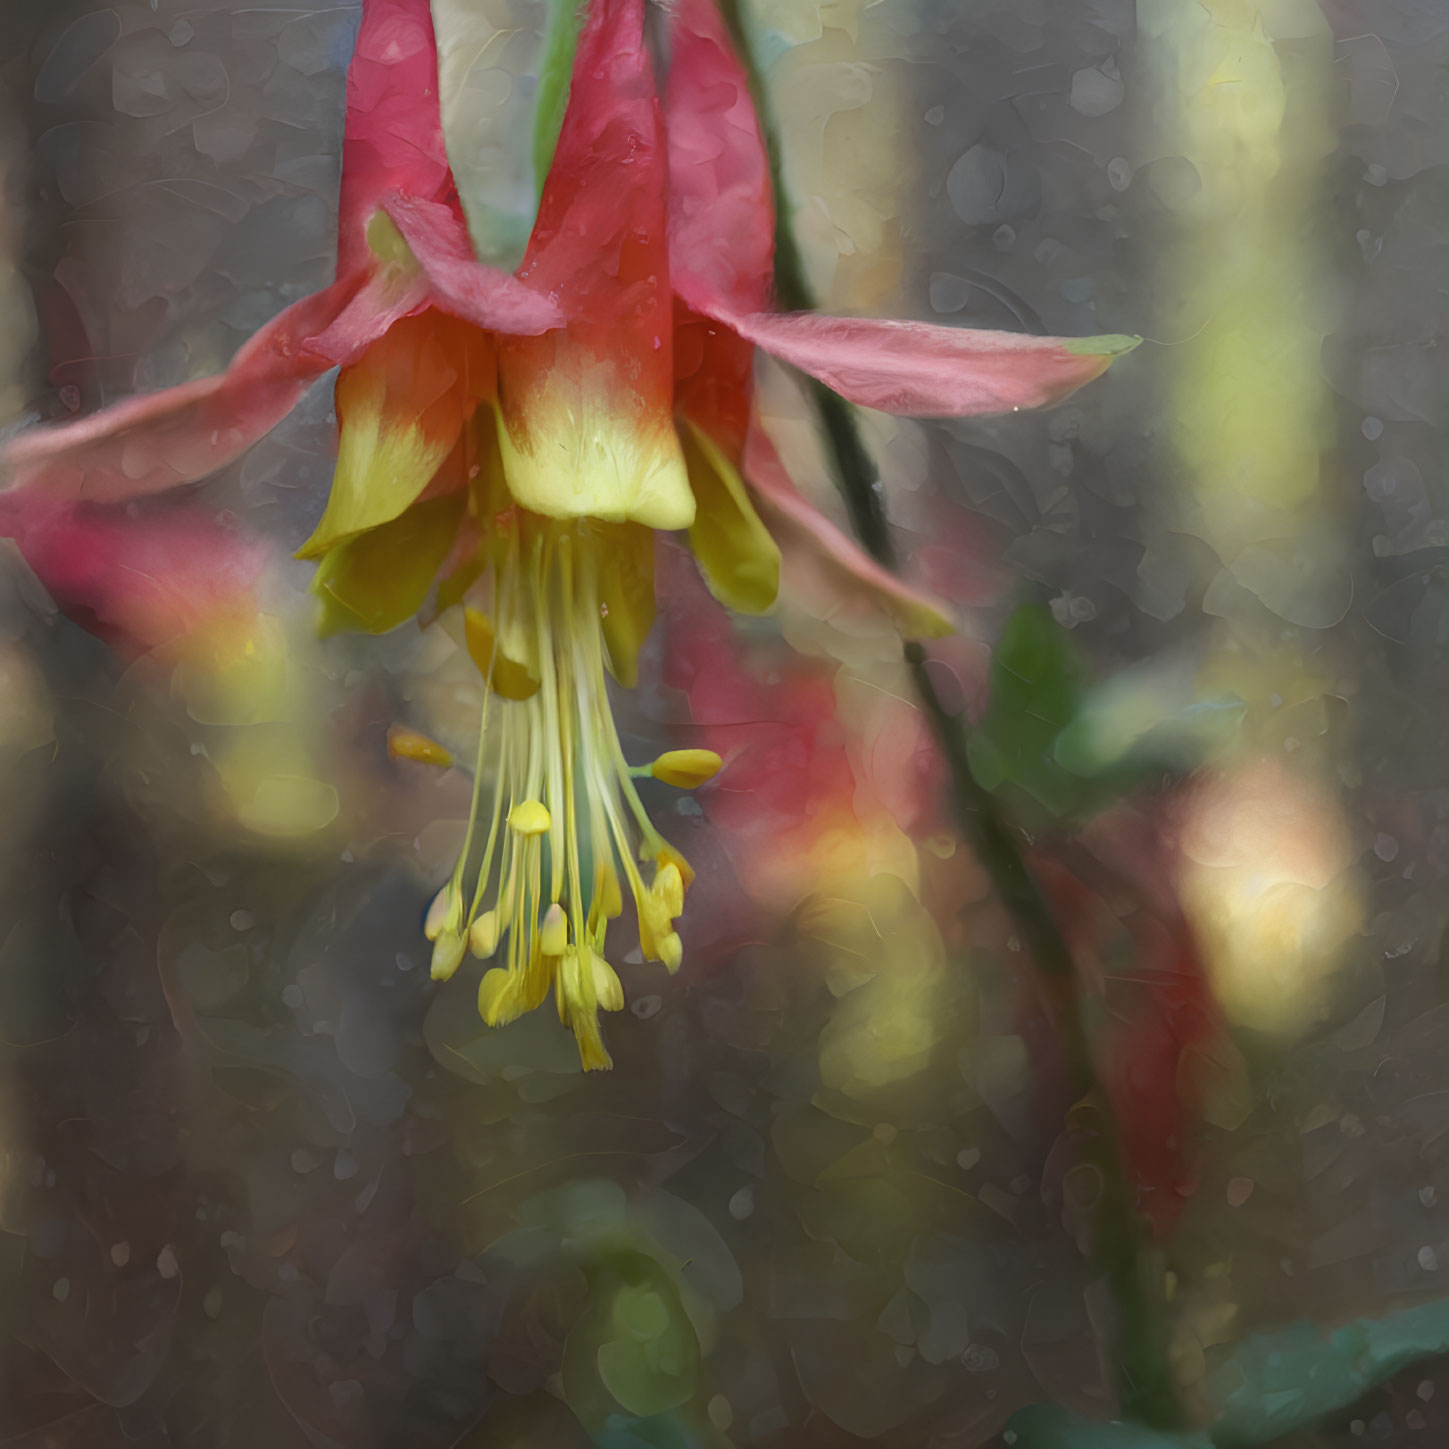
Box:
[534,0,585,196]
[310,492,466,635]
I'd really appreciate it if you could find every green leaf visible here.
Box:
[1004,1405,1211,1449]
[563,1252,700,1430]
[1052,654,1245,781]
[968,603,1089,817]
[593,1413,699,1449]
[1208,1300,1449,1447]
[534,0,584,196]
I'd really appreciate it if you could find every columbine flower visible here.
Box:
[2,0,1133,1069]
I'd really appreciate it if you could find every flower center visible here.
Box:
[423,510,706,1070]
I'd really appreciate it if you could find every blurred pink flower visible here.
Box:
[1033,799,1226,1241]
[0,495,265,654]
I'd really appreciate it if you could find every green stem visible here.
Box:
[720,0,1179,1427]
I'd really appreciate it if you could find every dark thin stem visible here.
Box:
[904,641,1177,1426]
[720,0,1180,1427]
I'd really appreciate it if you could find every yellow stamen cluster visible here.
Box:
[421,511,718,1069]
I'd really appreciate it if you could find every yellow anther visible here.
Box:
[592,952,625,1012]
[423,886,451,943]
[653,862,684,919]
[656,841,696,889]
[573,1015,613,1072]
[477,967,522,1026]
[650,748,723,789]
[540,903,568,957]
[468,909,500,958]
[508,799,552,836]
[431,928,467,982]
[559,946,585,1009]
[659,931,683,973]
[599,865,623,920]
[464,607,541,701]
[387,725,453,769]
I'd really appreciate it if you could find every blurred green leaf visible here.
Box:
[1208,1300,1449,1447]
[1006,1299,1449,1449]
[967,604,1089,816]
[1004,1405,1211,1448]
[593,1410,729,1449]
[562,1251,700,1431]
[1053,652,1244,781]
[971,610,1247,818]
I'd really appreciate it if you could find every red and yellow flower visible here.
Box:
[1,0,1134,1068]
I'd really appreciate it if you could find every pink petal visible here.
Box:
[0,494,266,653]
[2,282,360,504]
[497,0,683,517]
[380,194,561,334]
[742,422,953,640]
[664,0,774,316]
[518,0,667,317]
[338,0,456,273]
[681,296,1140,418]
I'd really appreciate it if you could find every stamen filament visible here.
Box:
[438,510,704,1068]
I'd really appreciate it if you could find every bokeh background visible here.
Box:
[0,0,1446,1445]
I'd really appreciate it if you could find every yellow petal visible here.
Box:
[312,494,465,635]
[598,522,656,688]
[495,382,695,529]
[297,312,494,560]
[682,420,780,615]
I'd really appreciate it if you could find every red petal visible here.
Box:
[663,0,774,316]
[673,301,755,459]
[380,194,561,335]
[2,282,360,504]
[664,2,773,462]
[1033,802,1225,1243]
[0,495,265,653]
[742,423,952,640]
[504,0,672,404]
[518,0,665,315]
[687,304,1139,418]
[338,0,457,273]
[497,0,685,521]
